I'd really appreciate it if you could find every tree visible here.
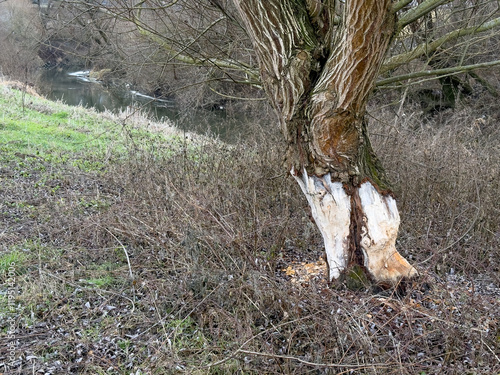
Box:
[228,0,417,286]
[226,0,500,286]
[39,0,500,286]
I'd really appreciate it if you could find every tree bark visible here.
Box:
[232,0,417,286]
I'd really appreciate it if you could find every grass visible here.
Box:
[86,275,116,288]
[0,89,115,168]
[0,80,499,374]
[0,250,27,273]
[0,81,186,172]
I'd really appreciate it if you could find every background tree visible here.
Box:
[33,1,500,110]
[0,1,43,80]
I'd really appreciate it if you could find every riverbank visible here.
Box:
[35,68,250,142]
[1,80,499,374]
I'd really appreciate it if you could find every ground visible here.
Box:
[0,82,499,374]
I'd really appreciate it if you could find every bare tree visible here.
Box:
[0,1,43,80]
[225,0,414,286]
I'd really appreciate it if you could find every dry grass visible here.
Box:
[369,92,500,281]
[1,87,499,374]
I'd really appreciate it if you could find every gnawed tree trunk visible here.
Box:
[233,0,417,286]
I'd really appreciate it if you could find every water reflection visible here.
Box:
[37,69,176,116]
[36,69,243,141]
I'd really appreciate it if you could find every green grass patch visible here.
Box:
[86,275,116,288]
[0,85,126,171]
[0,250,28,279]
[168,316,207,351]
[91,261,122,272]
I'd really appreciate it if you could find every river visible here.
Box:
[36,69,246,142]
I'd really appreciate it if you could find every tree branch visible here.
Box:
[392,0,414,14]
[100,1,260,84]
[397,0,453,30]
[235,349,395,370]
[376,59,500,87]
[469,71,499,97]
[135,25,260,84]
[382,16,500,74]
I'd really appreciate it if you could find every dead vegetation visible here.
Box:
[0,87,499,374]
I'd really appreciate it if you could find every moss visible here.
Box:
[333,264,370,291]
[346,264,369,290]
[358,118,393,191]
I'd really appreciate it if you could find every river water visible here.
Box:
[37,69,245,141]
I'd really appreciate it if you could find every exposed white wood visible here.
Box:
[293,168,351,280]
[358,182,418,284]
[293,172,417,285]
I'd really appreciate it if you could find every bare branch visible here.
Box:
[235,349,395,370]
[135,23,260,84]
[382,16,500,73]
[392,0,414,14]
[397,0,453,29]
[377,59,500,87]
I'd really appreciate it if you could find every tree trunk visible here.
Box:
[233,0,417,286]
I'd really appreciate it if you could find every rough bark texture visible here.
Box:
[308,0,394,180]
[233,0,417,285]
